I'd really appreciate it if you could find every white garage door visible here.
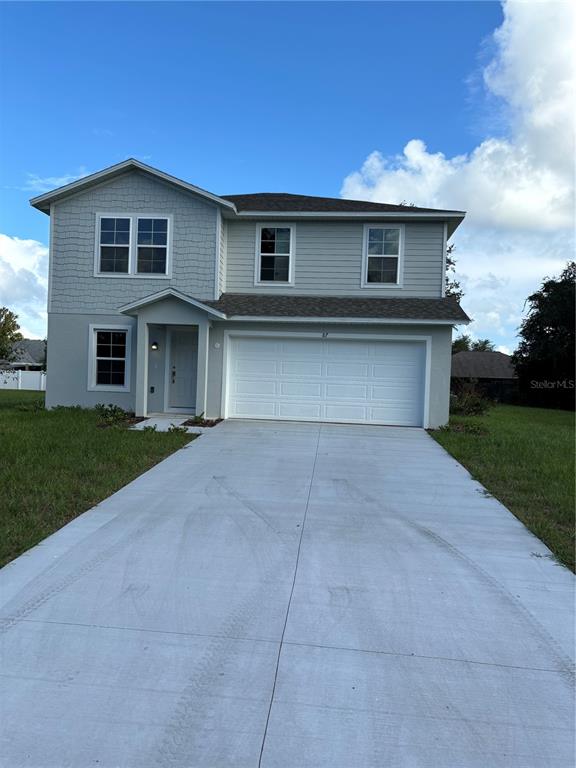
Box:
[226,336,426,427]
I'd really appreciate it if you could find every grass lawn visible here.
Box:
[431,405,575,572]
[0,391,193,568]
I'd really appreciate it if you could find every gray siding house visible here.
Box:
[31,159,469,428]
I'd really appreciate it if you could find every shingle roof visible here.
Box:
[451,351,517,379]
[0,339,46,368]
[221,192,463,215]
[205,294,470,323]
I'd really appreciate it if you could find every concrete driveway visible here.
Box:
[1,421,574,767]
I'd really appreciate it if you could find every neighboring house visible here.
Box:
[30,159,470,428]
[451,350,518,402]
[0,339,46,370]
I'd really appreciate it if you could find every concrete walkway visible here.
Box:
[1,421,574,767]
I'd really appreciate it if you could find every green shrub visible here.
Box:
[167,423,188,434]
[450,385,492,416]
[94,403,129,427]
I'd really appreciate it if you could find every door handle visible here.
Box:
[171,366,176,384]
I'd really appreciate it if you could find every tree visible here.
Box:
[471,339,495,352]
[512,262,575,409]
[452,334,495,354]
[452,334,471,354]
[452,333,494,355]
[0,307,22,361]
[445,243,464,302]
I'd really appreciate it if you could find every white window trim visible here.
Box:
[254,223,296,287]
[361,223,405,289]
[87,324,132,392]
[94,213,173,279]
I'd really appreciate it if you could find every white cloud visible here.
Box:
[341,0,575,350]
[19,167,89,193]
[0,234,49,338]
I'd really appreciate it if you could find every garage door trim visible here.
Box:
[221,331,432,428]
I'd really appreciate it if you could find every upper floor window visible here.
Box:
[96,214,171,277]
[363,225,403,286]
[256,225,294,284]
[99,218,131,273]
[137,218,168,273]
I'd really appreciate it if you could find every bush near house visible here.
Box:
[432,405,575,571]
[0,392,192,567]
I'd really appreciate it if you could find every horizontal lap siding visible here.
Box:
[225,221,444,297]
[51,171,218,314]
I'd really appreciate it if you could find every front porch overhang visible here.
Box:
[119,290,220,418]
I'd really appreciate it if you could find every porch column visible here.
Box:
[135,316,149,417]
[195,321,210,417]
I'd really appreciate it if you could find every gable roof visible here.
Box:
[0,339,46,368]
[29,159,237,214]
[451,351,517,379]
[117,288,227,318]
[222,192,462,215]
[205,294,470,324]
[29,159,465,234]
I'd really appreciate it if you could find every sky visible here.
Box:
[0,1,574,351]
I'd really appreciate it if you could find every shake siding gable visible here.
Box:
[50,171,218,313]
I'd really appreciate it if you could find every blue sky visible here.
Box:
[0,1,573,347]
[1,1,502,241]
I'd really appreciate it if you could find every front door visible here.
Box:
[168,329,198,411]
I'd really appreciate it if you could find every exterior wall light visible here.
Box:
[151,341,159,351]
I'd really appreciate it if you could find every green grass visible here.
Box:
[431,405,575,571]
[0,391,193,567]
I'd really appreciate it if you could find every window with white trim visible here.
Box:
[257,226,293,283]
[96,214,171,276]
[137,218,168,274]
[94,329,128,387]
[364,226,401,284]
[99,217,131,273]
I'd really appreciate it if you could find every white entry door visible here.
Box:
[168,330,198,411]
[226,336,427,427]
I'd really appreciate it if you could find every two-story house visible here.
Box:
[31,159,469,428]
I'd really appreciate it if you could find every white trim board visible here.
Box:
[224,315,468,326]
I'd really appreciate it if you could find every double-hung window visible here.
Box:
[88,325,131,391]
[99,218,131,273]
[257,225,294,284]
[96,214,171,276]
[363,226,403,285]
[137,218,168,273]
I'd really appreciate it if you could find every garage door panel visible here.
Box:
[233,379,277,396]
[325,362,369,378]
[227,337,425,427]
[326,383,369,400]
[279,381,323,397]
[278,402,323,419]
[280,361,323,376]
[324,340,372,358]
[233,400,277,417]
[325,404,369,421]
[235,358,277,375]
[279,339,323,357]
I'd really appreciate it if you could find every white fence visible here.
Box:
[0,370,46,391]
